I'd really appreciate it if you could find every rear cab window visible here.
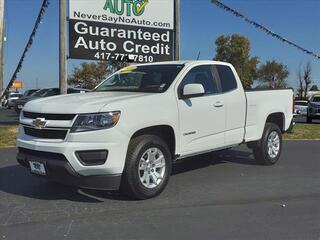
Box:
[215,65,238,93]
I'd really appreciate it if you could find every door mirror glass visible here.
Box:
[182,84,205,98]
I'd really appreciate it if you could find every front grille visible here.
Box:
[24,126,68,140]
[23,111,76,121]
[18,147,67,161]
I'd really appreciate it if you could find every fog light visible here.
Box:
[76,150,108,166]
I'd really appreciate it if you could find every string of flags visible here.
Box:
[211,0,320,60]
[1,0,50,101]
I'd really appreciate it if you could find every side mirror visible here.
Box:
[182,83,205,99]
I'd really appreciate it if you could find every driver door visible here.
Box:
[177,65,226,155]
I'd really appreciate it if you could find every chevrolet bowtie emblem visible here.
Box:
[32,118,47,129]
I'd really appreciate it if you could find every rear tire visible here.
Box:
[253,123,282,165]
[120,135,172,200]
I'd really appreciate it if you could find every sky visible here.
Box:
[3,0,320,91]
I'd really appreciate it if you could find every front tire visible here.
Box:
[253,123,282,165]
[120,135,172,200]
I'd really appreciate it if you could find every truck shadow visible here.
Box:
[172,149,257,175]
[0,164,104,203]
[0,148,256,202]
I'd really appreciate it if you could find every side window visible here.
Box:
[215,65,238,92]
[180,65,219,95]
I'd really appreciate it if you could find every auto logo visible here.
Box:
[32,118,47,129]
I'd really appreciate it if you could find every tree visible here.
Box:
[214,34,259,89]
[68,61,128,90]
[303,62,312,98]
[297,62,312,98]
[297,63,304,99]
[309,85,319,91]
[257,60,289,89]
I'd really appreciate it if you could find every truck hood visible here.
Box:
[23,92,152,114]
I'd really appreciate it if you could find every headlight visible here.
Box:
[71,111,121,132]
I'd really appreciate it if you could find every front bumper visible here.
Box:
[17,111,131,190]
[17,125,130,176]
[17,147,122,190]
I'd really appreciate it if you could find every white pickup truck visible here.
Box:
[17,61,293,199]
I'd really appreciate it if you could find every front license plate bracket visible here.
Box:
[29,161,46,176]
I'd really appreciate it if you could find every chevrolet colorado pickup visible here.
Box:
[17,61,294,199]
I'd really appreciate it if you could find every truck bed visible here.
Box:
[244,89,293,142]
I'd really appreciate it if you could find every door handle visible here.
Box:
[214,101,224,108]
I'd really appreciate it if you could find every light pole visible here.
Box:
[0,0,5,100]
[59,0,67,94]
[174,0,180,61]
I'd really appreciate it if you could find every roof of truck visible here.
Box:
[136,60,232,67]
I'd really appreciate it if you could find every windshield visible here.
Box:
[95,64,184,93]
[24,89,38,97]
[30,89,49,97]
[42,89,59,97]
[312,96,320,102]
[30,89,59,98]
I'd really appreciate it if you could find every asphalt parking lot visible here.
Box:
[0,108,19,125]
[1,141,320,240]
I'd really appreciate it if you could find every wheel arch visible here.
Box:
[265,112,285,132]
[130,125,176,159]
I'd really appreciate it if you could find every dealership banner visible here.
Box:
[69,0,175,63]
